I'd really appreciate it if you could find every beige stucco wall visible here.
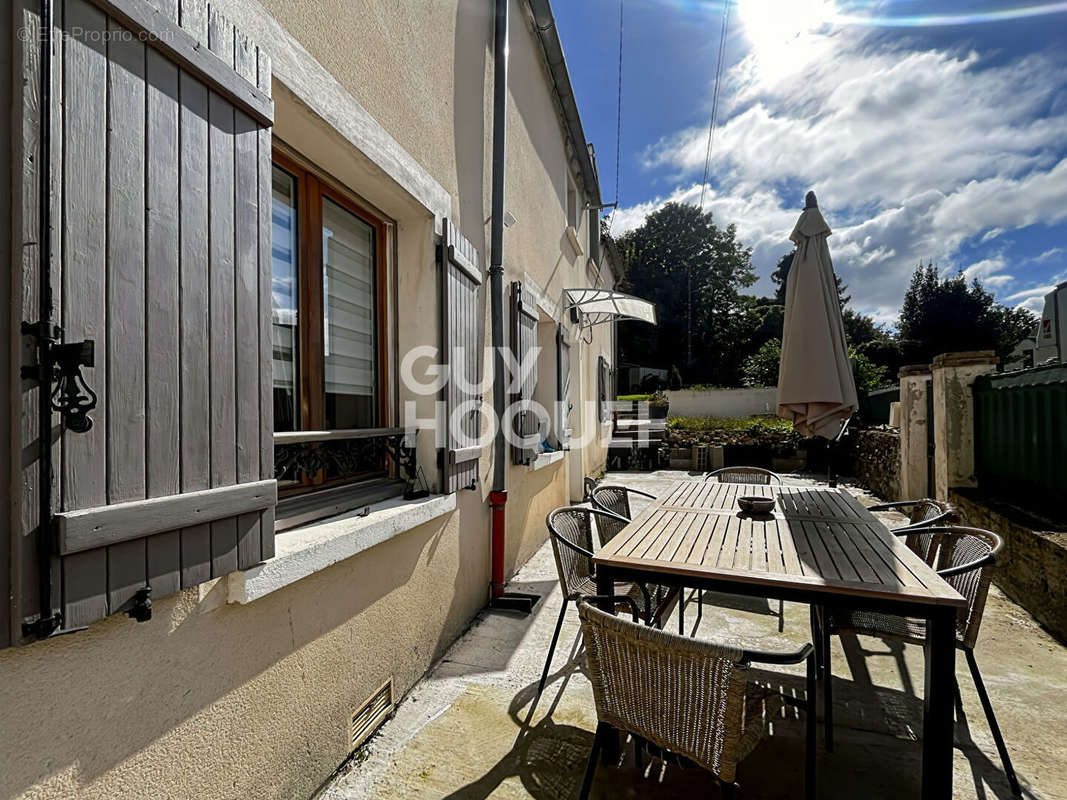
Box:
[0,511,475,800]
[3,1,616,797]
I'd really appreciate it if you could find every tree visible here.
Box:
[898,263,1038,362]
[742,339,781,387]
[771,249,850,307]
[618,202,757,386]
[851,349,891,394]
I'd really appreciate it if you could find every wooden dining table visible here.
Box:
[593,480,966,800]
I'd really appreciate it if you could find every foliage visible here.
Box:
[618,202,757,386]
[647,390,669,406]
[741,338,781,387]
[638,373,664,392]
[851,349,892,394]
[898,264,1038,362]
[616,393,650,402]
[666,415,793,433]
[668,364,683,390]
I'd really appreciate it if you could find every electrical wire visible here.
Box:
[698,0,731,212]
[607,0,624,234]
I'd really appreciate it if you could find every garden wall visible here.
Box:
[666,387,778,418]
[847,428,900,501]
[950,489,1067,644]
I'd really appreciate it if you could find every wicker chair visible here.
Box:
[819,526,1020,797]
[583,476,599,502]
[537,507,657,705]
[589,485,656,543]
[704,467,785,631]
[577,601,817,800]
[868,499,957,565]
[705,466,783,486]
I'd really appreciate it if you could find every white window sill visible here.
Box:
[227,493,456,604]
[527,451,566,471]
[565,225,584,257]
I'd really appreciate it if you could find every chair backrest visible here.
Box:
[546,507,629,600]
[929,526,1002,649]
[901,500,957,564]
[705,466,783,486]
[583,476,598,501]
[589,486,632,543]
[578,600,749,782]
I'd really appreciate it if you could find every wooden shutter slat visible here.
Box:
[57,480,278,555]
[207,5,239,578]
[144,27,183,598]
[234,30,262,570]
[105,15,150,613]
[256,46,276,559]
[61,0,109,628]
[175,0,213,588]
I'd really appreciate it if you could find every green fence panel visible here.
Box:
[974,364,1067,510]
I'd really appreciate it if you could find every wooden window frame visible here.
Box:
[271,149,391,495]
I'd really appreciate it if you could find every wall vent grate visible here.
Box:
[350,679,394,752]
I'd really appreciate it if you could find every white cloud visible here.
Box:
[616,32,1067,318]
[1033,247,1064,263]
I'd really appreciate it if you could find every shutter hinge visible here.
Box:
[21,321,98,433]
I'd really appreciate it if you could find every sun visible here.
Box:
[737,0,836,85]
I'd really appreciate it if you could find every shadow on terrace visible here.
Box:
[320,471,1065,800]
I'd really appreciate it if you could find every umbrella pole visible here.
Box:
[828,415,852,488]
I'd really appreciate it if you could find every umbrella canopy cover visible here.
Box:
[777,201,858,438]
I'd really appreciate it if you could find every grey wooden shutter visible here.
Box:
[597,356,608,422]
[556,326,571,449]
[12,0,275,640]
[510,282,539,465]
[438,219,483,493]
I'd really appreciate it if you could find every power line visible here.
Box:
[698,0,731,212]
[607,0,624,234]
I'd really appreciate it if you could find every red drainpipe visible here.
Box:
[489,490,508,598]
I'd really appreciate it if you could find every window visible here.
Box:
[271,152,390,496]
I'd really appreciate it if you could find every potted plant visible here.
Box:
[647,390,669,419]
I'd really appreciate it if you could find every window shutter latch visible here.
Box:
[21,322,98,433]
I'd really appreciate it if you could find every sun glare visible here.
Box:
[737,0,836,85]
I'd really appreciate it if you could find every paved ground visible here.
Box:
[320,471,1066,800]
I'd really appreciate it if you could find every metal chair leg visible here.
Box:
[678,591,685,634]
[778,599,785,633]
[805,652,817,800]
[536,599,568,705]
[579,721,607,800]
[823,620,834,752]
[633,735,644,775]
[810,606,824,678]
[966,650,1022,798]
[722,781,737,799]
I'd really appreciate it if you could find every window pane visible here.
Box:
[322,197,378,429]
[271,166,299,432]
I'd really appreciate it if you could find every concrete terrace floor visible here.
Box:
[321,471,1066,800]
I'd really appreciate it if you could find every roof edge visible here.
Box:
[525,0,602,205]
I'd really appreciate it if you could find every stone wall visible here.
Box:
[847,428,900,501]
[950,489,1067,644]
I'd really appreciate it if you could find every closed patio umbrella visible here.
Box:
[777,192,857,438]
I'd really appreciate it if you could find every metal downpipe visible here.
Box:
[488,0,509,600]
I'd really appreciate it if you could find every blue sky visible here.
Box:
[553,0,1067,324]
